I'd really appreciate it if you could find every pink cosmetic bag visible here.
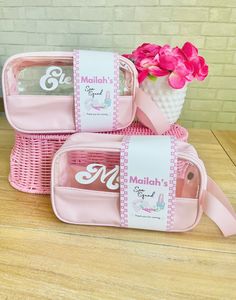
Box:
[51,133,236,237]
[2,51,170,134]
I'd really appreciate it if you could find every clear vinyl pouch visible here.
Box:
[51,133,208,232]
[51,133,236,237]
[2,51,138,134]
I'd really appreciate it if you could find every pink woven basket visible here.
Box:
[9,122,188,194]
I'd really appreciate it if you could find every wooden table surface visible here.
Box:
[0,116,236,300]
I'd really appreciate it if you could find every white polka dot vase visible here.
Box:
[140,76,187,124]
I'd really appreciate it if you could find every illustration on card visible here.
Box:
[85,86,112,112]
[132,186,165,214]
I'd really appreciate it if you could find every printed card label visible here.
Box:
[120,136,177,231]
[73,50,119,132]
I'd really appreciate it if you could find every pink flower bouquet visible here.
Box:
[124,42,208,89]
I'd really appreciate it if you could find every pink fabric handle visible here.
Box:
[135,87,170,134]
[204,177,236,237]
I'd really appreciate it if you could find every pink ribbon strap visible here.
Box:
[204,177,236,237]
[135,87,171,134]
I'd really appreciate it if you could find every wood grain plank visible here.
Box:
[213,130,236,166]
[0,227,235,300]
[188,129,236,199]
[0,128,14,149]
[0,98,4,113]
[0,114,11,130]
[0,177,235,254]
[0,149,11,178]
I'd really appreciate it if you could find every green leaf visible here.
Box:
[148,74,158,82]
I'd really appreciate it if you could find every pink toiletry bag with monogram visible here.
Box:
[2,51,170,134]
[51,133,236,237]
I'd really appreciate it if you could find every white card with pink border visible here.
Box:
[73,50,119,132]
[120,136,177,231]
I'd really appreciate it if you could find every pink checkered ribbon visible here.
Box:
[120,136,177,231]
[73,50,119,132]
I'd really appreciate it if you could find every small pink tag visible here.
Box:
[73,50,119,132]
[120,136,177,231]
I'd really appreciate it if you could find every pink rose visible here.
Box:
[182,42,209,81]
[123,41,208,89]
